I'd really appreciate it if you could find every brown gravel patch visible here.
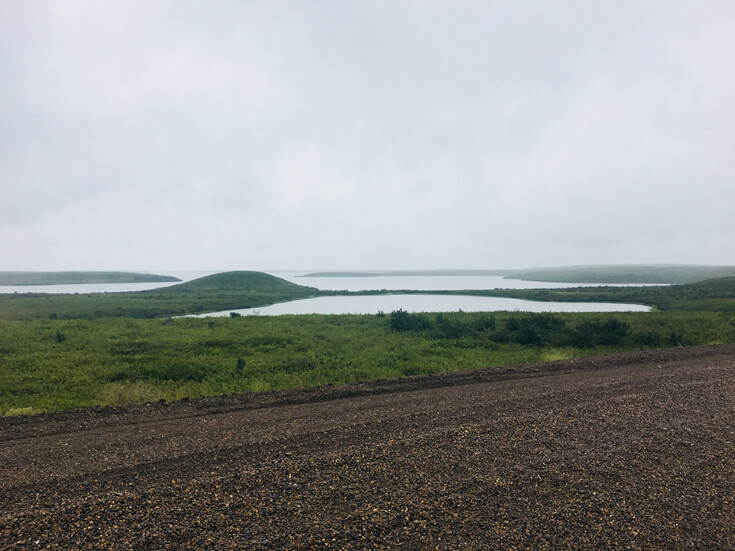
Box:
[2,344,735,549]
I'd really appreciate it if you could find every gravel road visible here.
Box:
[2,344,735,549]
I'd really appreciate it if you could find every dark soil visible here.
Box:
[2,344,735,549]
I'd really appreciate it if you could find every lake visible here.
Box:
[273,272,662,291]
[189,294,650,317]
[0,270,663,295]
[0,270,653,315]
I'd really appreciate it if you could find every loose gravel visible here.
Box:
[2,344,735,549]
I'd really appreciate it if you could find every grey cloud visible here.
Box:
[1,1,734,270]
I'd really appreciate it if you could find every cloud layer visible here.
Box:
[2,1,733,271]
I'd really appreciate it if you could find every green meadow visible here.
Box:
[2,309,733,415]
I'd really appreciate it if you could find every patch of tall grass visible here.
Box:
[1,311,733,414]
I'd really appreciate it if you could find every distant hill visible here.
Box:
[505,265,735,284]
[0,271,180,286]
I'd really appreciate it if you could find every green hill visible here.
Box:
[166,271,309,293]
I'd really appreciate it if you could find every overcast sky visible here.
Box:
[1,1,733,272]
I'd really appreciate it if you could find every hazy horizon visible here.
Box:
[4,263,735,278]
[3,2,733,271]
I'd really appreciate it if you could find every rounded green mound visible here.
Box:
[168,271,317,293]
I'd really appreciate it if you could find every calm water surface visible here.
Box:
[190,294,650,317]
[272,272,661,291]
[0,271,662,294]
[0,270,653,314]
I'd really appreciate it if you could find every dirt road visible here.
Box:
[2,345,735,549]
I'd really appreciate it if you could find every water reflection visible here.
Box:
[190,294,650,317]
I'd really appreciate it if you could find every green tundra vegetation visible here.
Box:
[0,271,181,285]
[1,271,735,415]
[2,310,733,415]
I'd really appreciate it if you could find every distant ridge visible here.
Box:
[300,265,735,285]
[507,265,735,284]
[0,271,180,286]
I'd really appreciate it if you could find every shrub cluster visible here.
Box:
[388,309,431,332]
[571,319,630,347]
[387,310,631,348]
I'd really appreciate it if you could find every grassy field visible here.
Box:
[2,310,734,414]
[0,271,180,285]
